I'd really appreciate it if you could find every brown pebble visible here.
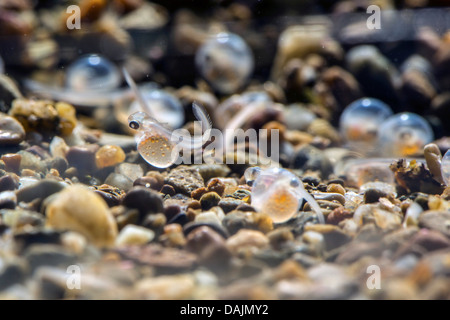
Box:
[206,178,226,197]
[326,183,345,195]
[267,228,294,250]
[327,207,353,225]
[160,223,186,248]
[134,176,159,190]
[0,174,19,191]
[191,187,207,200]
[95,145,126,169]
[1,153,21,172]
[186,225,232,270]
[66,145,99,172]
[160,184,176,196]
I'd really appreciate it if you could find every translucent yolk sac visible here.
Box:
[250,174,300,223]
[377,112,434,157]
[135,129,178,169]
[339,98,393,153]
[65,54,121,92]
[195,32,254,94]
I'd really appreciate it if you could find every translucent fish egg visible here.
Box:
[378,112,434,157]
[65,54,121,92]
[245,167,324,224]
[339,98,393,151]
[129,85,185,128]
[195,32,254,94]
[442,149,450,186]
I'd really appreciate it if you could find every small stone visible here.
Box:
[418,211,450,238]
[122,186,164,219]
[115,163,144,182]
[186,226,232,270]
[226,229,269,256]
[335,241,383,264]
[46,185,118,247]
[134,176,162,191]
[191,187,207,200]
[164,165,205,195]
[0,174,19,192]
[206,178,226,197]
[218,198,243,213]
[116,244,197,272]
[0,191,16,209]
[1,153,21,172]
[364,188,389,204]
[115,224,155,246]
[61,231,87,254]
[104,173,133,192]
[396,229,450,258]
[326,183,345,196]
[159,223,186,247]
[95,145,126,169]
[17,151,46,173]
[199,192,221,211]
[0,260,26,291]
[1,208,44,230]
[304,224,352,251]
[327,206,353,225]
[66,145,98,172]
[290,144,333,179]
[136,274,195,300]
[160,184,176,196]
[16,179,66,203]
[0,114,25,145]
[92,184,124,207]
[24,244,77,273]
[267,228,294,250]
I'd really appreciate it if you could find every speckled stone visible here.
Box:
[164,166,205,195]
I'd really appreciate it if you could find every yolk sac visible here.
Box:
[245,167,324,224]
[378,112,434,157]
[65,54,121,92]
[339,98,393,152]
[128,103,211,169]
[442,149,450,186]
[195,32,254,94]
[128,85,185,128]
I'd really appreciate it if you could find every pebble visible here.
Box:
[1,208,44,230]
[121,186,164,219]
[24,244,77,273]
[0,114,25,145]
[199,192,221,211]
[46,185,118,247]
[16,179,66,204]
[95,145,126,169]
[104,173,134,192]
[92,184,124,207]
[0,191,16,209]
[186,226,232,270]
[1,153,21,172]
[418,211,450,238]
[226,229,269,256]
[115,224,155,246]
[115,163,144,182]
[164,166,205,195]
[304,224,352,251]
[66,145,98,173]
[0,174,19,192]
[136,274,196,300]
[289,144,333,178]
[218,198,243,213]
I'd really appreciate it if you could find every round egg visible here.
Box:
[65,54,121,92]
[195,32,254,94]
[378,112,434,157]
[339,98,393,151]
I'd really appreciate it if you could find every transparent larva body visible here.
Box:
[195,32,254,94]
[245,167,324,224]
[378,112,434,157]
[339,98,393,153]
[442,149,450,186]
[65,54,121,92]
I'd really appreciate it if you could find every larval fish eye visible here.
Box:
[289,178,300,187]
[378,112,434,157]
[195,32,254,94]
[339,98,393,147]
[129,120,140,130]
[65,54,121,92]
